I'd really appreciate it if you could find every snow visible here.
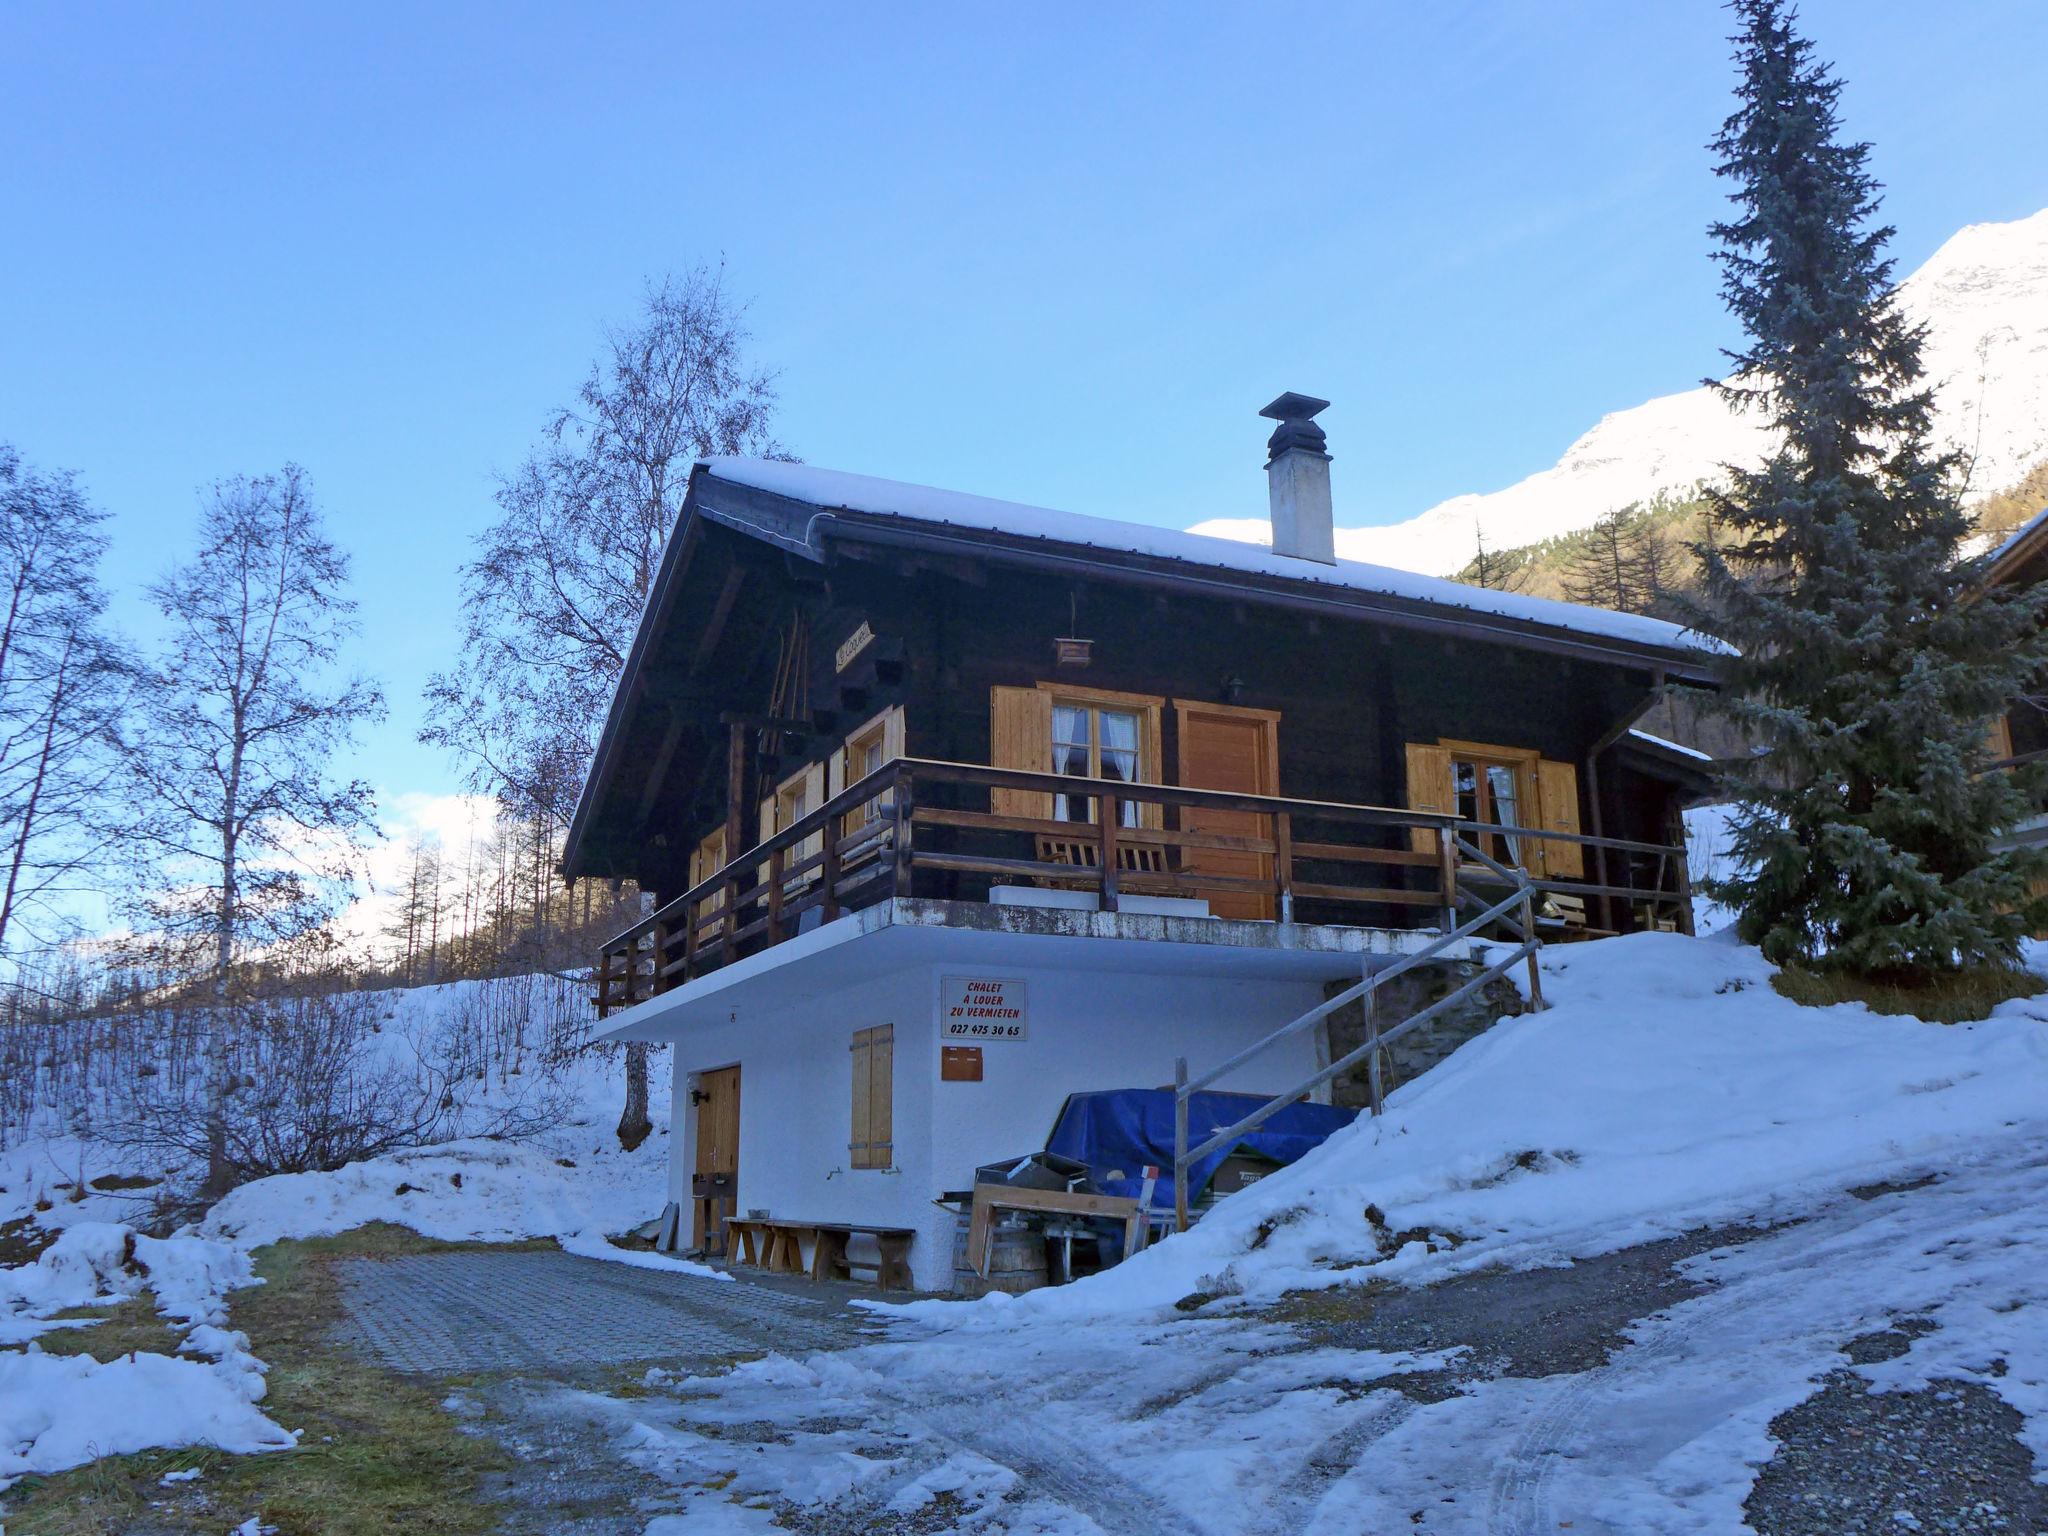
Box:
[0,971,684,1486]
[1682,802,1742,936]
[0,1349,296,1486]
[1191,207,2048,576]
[12,934,2048,1524]
[897,933,2048,1318]
[569,932,2048,1534]
[698,458,1730,660]
[1628,727,1710,761]
[0,1223,293,1487]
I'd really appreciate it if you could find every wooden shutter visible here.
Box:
[849,1023,893,1169]
[990,687,1054,818]
[1404,742,1454,854]
[882,704,906,763]
[801,761,828,865]
[1535,759,1584,879]
[757,795,777,887]
[870,1025,893,1166]
[1988,713,2015,762]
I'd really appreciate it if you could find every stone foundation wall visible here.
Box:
[1321,960,1527,1109]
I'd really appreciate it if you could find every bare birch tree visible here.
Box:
[0,448,126,979]
[123,465,385,1195]
[421,265,784,1150]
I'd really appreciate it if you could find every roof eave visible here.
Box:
[560,472,709,882]
[820,510,1728,684]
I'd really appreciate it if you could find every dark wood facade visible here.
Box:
[565,464,1718,942]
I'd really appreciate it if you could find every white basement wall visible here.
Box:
[668,960,1328,1292]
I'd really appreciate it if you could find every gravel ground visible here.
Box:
[1745,1322,2048,1536]
[1268,1221,1770,1381]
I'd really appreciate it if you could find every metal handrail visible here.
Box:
[1170,852,1546,1231]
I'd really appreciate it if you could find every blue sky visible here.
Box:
[4,1,2046,817]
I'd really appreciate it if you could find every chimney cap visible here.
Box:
[1259,391,1331,423]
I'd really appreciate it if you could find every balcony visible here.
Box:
[593,758,1693,1017]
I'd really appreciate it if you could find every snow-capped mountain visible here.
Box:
[1192,208,2048,576]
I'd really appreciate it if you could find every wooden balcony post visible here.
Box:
[1673,841,1696,937]
[683,894,700,978]
[1584,753,1616,933]
[891,769,915,899]
[1435,823,1458,934]
[651,922,669,996]
[1098,791,1120,914]
[822,815,842,923]
[767,846,785,944]
[1274,810,1294,923]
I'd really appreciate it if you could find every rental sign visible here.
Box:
[938,975,1028,1041]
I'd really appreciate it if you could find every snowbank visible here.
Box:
[886,932,2048,1325]
[0,1223,291,1487]
[199,1136,724,1282]
[0,1349,295,1485]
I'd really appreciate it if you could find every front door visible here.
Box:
[691,1065,741,1255]
[1176,702,1281,920]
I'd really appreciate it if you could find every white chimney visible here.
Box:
[1261,392,1335,564]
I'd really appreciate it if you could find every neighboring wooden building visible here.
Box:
[567,396,1726,1288]
[1980,505,2048,853]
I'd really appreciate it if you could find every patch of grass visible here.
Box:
[1772,963,2045,1024]
[2,1224,531,1536]
[87,1173,161,1193]
[0,1213,57,1266]
[34,1292,183,1362]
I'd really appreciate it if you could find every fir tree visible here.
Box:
[1694,0,2048,980]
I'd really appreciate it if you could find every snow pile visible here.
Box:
[0,1223,293,1487]
[1193,206,2048,575]
[0,1350,294,1487]
[198,1133,723,1282]
[899,932,2048,1322]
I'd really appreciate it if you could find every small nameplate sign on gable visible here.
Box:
[835,621,875,673]
[938,975,1027,1041]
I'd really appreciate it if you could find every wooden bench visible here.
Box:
[724,1217,915,1292]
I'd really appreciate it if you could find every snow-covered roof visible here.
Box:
[699,457,1733,661]
[1627,728,1711,761]
[1985,502,2048,581]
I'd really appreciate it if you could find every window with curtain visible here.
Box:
[1052,702,1143,826]
[1451,753,1526,866]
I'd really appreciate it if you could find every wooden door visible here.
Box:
[1175,703,1281,920]
[691,1065,741,1255]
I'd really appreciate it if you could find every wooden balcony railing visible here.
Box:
[593,757,1693,1016]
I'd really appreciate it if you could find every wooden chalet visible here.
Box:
[565,395,1727,1289]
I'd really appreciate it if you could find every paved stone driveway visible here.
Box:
[337,1250,871,1375]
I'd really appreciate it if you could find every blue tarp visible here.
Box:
[1044,1089,1358,1213]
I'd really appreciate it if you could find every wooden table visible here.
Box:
[964,1184,1145,1275]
